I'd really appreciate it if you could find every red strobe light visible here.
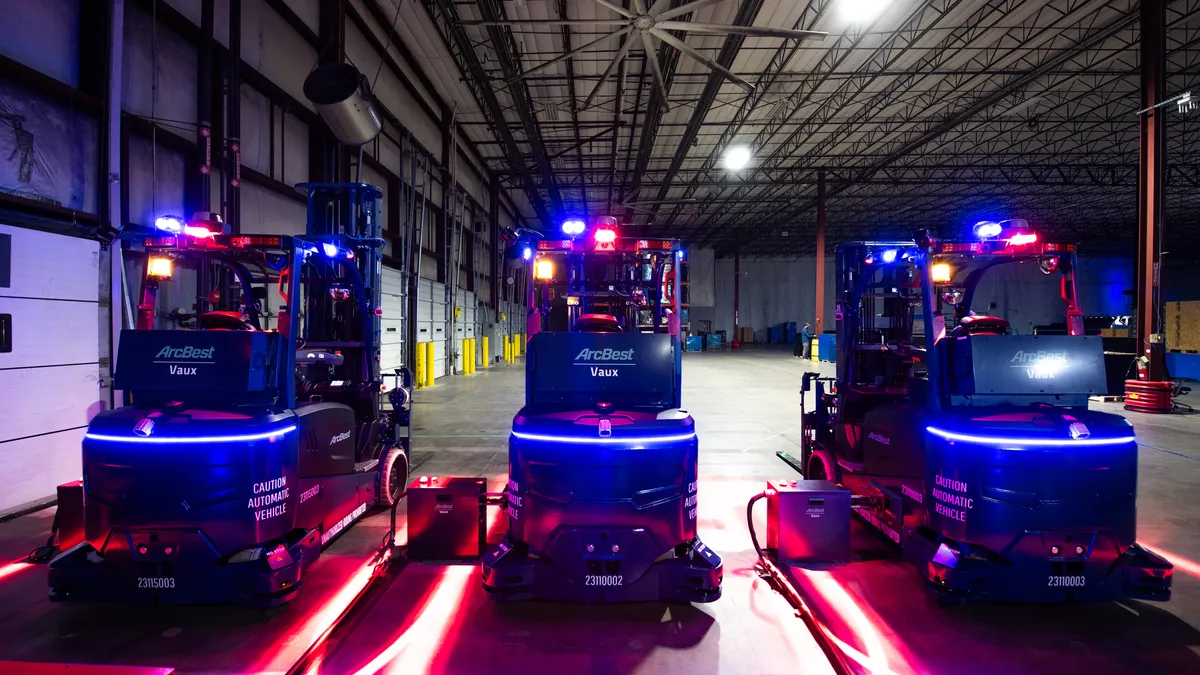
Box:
[594,228,617,244]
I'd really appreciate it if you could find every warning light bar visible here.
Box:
[636,239,673,251]
[228,235,283,248]
[1006,232,1038,246]
[939,242,982,254]
[144,236,180,248]
[1043,242,1076,253]
[537,240,572,250]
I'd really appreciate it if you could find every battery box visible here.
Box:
[766,479,851,565]
[406,476,486,561]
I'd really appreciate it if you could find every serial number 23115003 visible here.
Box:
[585,575,623,587]
[1048,575,1085,588]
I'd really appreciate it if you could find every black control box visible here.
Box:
[407,476,486,561]
[766,479,851,565]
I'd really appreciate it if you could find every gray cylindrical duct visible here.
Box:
[303,63,383,147]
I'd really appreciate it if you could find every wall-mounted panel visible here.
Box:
[0,77,99,213]
[0,0,80,86]
[344,22,442,159]
[240,84,272,176]
[123,4,197,142]
[239,182,307,235]
[126,137,186,228]
[240,0,317,115]
[281,112,310,187]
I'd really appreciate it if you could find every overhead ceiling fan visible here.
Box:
[459,0,827,112]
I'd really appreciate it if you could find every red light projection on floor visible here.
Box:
[348,565,475,675]
[791,567,917,675]
[1142,543,1200,579]
[0,562,31,582]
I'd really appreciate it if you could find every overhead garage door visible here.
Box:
[0,224,100,515]
[380,265,406,391]
[418,278,448,379]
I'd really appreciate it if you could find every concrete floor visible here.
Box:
[0,347,1196,674]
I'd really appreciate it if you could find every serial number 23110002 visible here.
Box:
[585,575,623,587]
[1048,575,1085,588]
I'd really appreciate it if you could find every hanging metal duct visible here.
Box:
[303,63,382,147]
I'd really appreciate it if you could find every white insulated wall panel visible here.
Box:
[0,225,100,515]
[417,278,447,379]
[0,0,80,86]
[380,265,406,390]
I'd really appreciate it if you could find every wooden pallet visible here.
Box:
[1090,395,1125,403]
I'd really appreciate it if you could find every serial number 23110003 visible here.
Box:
[585,575,623,587]
[1048,575,1085,588]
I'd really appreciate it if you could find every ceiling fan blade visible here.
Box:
[458,19,630,27]
[651,28,753,92]
[586,0,636,19]
[583,36,634,111]
[631,0,648,15]
[511,28,631,82]
[648,0,672,14]
[656,22,828,40]
[640,32,671,112]
[656,0,726,22]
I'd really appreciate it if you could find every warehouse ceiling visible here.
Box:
[418,0,1200,255]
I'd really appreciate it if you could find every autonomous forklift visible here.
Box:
[795,221,1173,602]
[482,217,722,602]
[48,183,413,606]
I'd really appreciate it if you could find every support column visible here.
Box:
[1137,0,1167,381]
[105,0,127,408]
[815,169,827,337]
[732,247,741,349]
[194,0,214,215]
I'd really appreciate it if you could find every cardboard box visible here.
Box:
[1165,301,1200,351]
[741,327,755,343]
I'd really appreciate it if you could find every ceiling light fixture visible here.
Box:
[723,146,752,171]
[842,0,891,23]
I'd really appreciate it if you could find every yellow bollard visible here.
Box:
[414,341,426,388]
[514,334,521,358]
[481,336,489,368]
[467,338,475,375]
[424,342,436,387]
[503,335,511,364]
[461,338,468,375]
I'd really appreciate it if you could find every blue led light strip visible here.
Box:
[926,426,1135,447]
[511,430,696,445]
[85,426,298,444]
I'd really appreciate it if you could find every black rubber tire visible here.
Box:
[378,446,409,507]
[807,454,828,480]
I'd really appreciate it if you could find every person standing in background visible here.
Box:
[800,322,812,360]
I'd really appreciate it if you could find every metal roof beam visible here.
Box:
[423,0,553,225]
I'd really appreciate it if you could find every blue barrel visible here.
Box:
[768,327,783,344]
[686,335,702,351]
[818,333,837,361]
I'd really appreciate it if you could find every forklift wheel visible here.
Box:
[378,447,409,507]
[807,449,839,482]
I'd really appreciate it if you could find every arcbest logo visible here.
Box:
[867,432,891,445]
[1010,351,1068,364]
[155,345,216,360]
[574,348,635,362]
[1010,350,1069,379]
[330,431,351,445]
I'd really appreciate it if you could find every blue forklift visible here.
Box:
[482,217,722,602]
[798,222,1173,602]
[48,184,413,606]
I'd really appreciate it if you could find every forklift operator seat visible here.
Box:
[578,313,622,333]
[951,315,1010,337]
